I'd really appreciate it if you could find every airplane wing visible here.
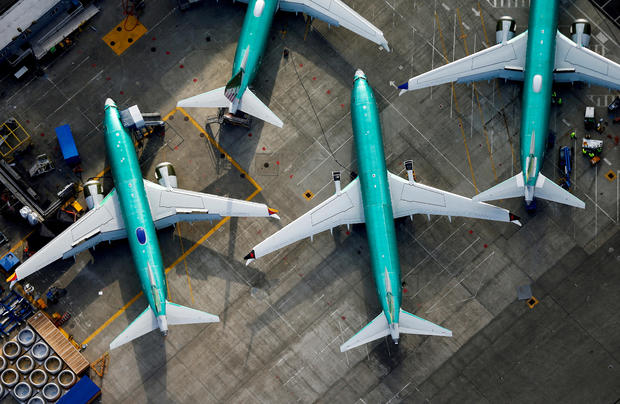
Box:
[398,31,529,94]
[278,0,389,50]
[553,32,620,89]
[245,178,364,262]
[143,180,279,230]
[387,172,521,225]
[8,189,127,283]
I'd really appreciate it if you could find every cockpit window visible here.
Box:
[136,227,147,245]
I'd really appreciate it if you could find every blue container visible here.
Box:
[0,253,20,272]
[55,124,81,165]
[58,376,101,404]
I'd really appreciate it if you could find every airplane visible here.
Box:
[177,0,389,128]
[398,0,620,210]
[7,98,280,350]
[244,70,522,352]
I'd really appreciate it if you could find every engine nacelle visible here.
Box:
[495,16,516,44]
[570,19,591,48]
[155,162,178,188]
[83,179,104,210]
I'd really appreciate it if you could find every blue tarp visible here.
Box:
[0,253,20,272]
[55,124,80,165]
[58,376,101,404]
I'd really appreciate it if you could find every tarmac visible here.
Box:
[0,0,618,402]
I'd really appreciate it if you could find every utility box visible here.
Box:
[55,124,80,166]
[0,252,20,272]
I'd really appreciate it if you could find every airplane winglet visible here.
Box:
[267,208,280,219]
[6,273,17,283]
[509,213,522,227]
[244,250,256,265]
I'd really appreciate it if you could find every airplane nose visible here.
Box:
[354,69,365,78]
[105,98,116,107]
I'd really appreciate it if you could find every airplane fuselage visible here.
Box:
[351,73,402,336]
[232,0,278,100]
[520,0,559,200]
[104,101,168,333]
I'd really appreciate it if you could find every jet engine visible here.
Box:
[570,19,591,48]
[495,16,516,44]
[155,162,178,188]
[83,179,104,210]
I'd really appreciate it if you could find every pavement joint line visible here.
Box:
[374,87,476,190]
[436,12,479,193]
[81,108,264,346]
[425,250,493,314]
[296,134,353,186]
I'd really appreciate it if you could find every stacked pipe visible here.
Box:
[0,326,78,402]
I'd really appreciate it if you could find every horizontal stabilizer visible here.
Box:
[340,312,389,352]
[177,87,230,109]
[109,306,158,350]
[473,172,525,202]
[399,309,452,337]
[165,301,220,325]
[340,309,452,352]
[238,88,284,128]
[532,173,585,209]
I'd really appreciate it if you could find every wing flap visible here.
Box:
[388,172,520,225]
[246,178,365,262]
[279,0,388,49]
[554,32,620,89]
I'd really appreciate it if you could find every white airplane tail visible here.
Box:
[340,309,452,352]
[109,301,219,350]
[177,86,283,128]
[473,172,585,209]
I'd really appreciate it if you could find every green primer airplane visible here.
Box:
[399,0,620,209]
[8,99,280,349]
[177,0,389,127]
[244,71,521,351]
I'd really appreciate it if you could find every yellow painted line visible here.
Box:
[457,9,497,183]
[176,224,195,305]
[81,108,264,346]
[82,292,144,345]
[177,107,263,192]
[102,16,147,56]
[477,2,490,48]
[435,13,479,193]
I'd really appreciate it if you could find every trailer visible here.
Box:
[55,124,81,166]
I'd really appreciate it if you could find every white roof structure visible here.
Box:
[0,0,60,50]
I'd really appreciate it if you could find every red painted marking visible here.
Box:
[25,120,29,124]
[120,91,124,95]
[403,288,408,293]
[341,104,344,108]
[193,78,197,82]
[345,231,350,235]
[257,230,262,234]
[262,147,266,151]
[165,51,170,55]
[312,77,316,80]
[326,90,331,94]
[289,174,293,179]
[483,244,488,248]
[152,37,156,41]
[248,133,252,137]
[174,146,179,150]
[276,161,280,165]
[299,63,303,67]
[40,133,45,137]
[298,273,303,277]
[91,63,96,68]
[179,64,184,69]
[341,316,346,320]
[468,230,473,234]
[106,77,111,81]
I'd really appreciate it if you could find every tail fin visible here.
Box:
[531,173,585,208]
[176,86,283,128]
[177,87,230,109]
[109,306,158,350]
[473,172,585,209]
[109,302,219,350]
[165,301,220,325]
[340,309,451,352]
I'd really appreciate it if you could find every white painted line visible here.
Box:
[442,2,450,11]
[603,158,611,166]
[562,118,571,127]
